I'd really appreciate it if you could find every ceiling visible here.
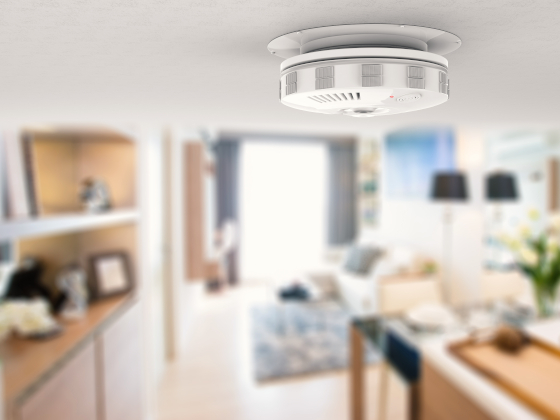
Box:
[0,0,559,133]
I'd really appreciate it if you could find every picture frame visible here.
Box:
[89,251,134,300]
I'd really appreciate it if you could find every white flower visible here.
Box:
[497,232,521,251]
[0,299,58,339]
[508,238,522,251]
[528,208,541,221]
[518,223,532,239]
[547,237,559,253]
[519,247,538,266]
[550,214,560,232]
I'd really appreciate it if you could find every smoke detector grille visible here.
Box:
[315,66,334,90]
[362,64,383,76]
[362,76,382,87]
[309,92,361,103]
[408,78,424,89]
[316,66,334,78]
[439,71,448,94]
[285,71,297,95]
[362,64,383,87]
[408,66,424,78]
[316,78,334,89]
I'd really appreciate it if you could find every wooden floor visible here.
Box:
[156,285,406,420]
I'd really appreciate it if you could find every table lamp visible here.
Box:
[486,172,518,268]
[430,171,469,303]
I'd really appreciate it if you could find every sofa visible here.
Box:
[308,244,443,316]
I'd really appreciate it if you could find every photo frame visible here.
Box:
[89,251,134,300]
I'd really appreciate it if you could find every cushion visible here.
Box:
[343,245,382,275]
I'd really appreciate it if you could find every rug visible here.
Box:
[251,301,378,381]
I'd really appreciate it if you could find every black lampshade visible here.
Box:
[486,172,517,201]
[431,172,468,201]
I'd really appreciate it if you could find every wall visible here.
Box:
[360,128,485,306]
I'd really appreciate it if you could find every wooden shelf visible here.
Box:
[0,295,136,405]
[0,209,138,241]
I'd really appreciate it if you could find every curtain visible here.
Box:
[328,142,357,245]
[214,140,239,228]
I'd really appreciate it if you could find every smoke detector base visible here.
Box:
[267,24,461,117]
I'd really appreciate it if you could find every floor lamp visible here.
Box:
[431,172,469,304]
[486,172,518,268]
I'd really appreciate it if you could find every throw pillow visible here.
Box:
[344,246,382,275]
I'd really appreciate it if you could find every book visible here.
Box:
[3,131,30,219]
[0,132,6,222]
[21,133,38,216]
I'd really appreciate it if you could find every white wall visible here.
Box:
[361,129,485,306]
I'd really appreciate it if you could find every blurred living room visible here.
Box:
[1,2,560,420]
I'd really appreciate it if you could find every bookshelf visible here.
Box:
[0,126,151,420]
[0,209,138,241]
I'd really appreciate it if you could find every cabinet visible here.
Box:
[0,126,157,420]
[18,341,97,420]
[9,301,143,420]
[98,303,143,420]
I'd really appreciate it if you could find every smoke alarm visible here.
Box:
[267,24,461,117]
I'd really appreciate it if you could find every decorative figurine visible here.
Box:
[56,264,88,320]
[79,177,111,212]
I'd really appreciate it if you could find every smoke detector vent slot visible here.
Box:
[439,71,448,94]
[286,72,297,84]
[316,66,334,90]
[285,71,297,95]
[362,76,382,87]
[308,92,362,103]
[316,66,334,78]
[408,66,424,78]
[316,78,334,89]
[362,64,382,76]
[408,78,424,89]
[362,64,383,87]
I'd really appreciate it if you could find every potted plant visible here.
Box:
[500,209,560,317]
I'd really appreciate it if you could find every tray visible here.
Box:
[449,333,560,420]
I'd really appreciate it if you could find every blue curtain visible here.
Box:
[328,142,357,245]
[214,140,239,228]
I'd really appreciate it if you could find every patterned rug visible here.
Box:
[251,301,379,381]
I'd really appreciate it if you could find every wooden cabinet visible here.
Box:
[421,360,494,420]
[97,302,143,420]
[2,300,144,420]
[18,341,97,420]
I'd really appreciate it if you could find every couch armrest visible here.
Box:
[378,277,443,315]
[377,273,438,284]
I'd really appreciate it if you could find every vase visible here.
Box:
[533,283,557,318]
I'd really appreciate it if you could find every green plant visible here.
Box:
[501,209,560,317]
[421,259,438,275]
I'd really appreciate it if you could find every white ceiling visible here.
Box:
[0,0,559,132]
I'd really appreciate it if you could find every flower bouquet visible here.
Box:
[500,209,560,317]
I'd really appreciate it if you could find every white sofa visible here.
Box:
[309,245,443,316]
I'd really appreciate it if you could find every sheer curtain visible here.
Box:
[240,141,327,282]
